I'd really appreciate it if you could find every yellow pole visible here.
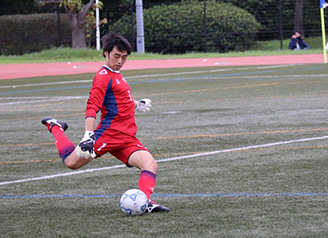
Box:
[320,8,327,63]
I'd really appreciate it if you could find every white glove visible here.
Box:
[136,99,152,113]
[75,131,96,159]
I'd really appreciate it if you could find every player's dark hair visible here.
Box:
[102,31,131,57]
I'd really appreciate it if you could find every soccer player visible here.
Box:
[41,31,169,213]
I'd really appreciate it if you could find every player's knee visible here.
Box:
[154,160,158,171]
[149,159,158,174]
[64,159,80,170]
[139,158,158,173]
[128,150,158,173]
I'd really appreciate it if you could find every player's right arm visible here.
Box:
[85,69,111,119]
[76,69,111,159]
[85,117,96,132]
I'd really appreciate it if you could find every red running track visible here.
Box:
[0,54,325,80]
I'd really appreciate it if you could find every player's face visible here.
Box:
[105,46,128,71]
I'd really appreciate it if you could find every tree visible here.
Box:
[112,1,261,53]
[294,0,304,35]
[35,0,95,48]
[63,0,95,48]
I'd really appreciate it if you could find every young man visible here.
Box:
[288,31,310,50]
[41,31,169,213]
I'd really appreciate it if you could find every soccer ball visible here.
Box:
[120,189,148,216]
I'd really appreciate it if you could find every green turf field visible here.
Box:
[1,64,328,237]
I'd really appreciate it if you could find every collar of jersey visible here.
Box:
[102,65,120,73]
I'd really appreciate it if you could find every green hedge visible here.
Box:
[111,0,261,53]
[0,13,71,55]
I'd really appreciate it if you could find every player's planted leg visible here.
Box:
[138,171,169,213]
[147,200,170,213]
[129,150,170,213]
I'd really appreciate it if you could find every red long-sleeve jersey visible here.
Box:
[85,65,137,137]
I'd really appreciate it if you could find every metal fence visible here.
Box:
[0,0,326,53]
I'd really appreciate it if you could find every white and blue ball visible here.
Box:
[120,189,148,216]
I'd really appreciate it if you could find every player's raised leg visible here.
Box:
[41,117,75,162]
[41,117,94,169]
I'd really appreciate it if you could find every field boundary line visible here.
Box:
[1,192,328,199]
[157,135,328,163]
[1,135,327,186]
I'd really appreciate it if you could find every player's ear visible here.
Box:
[104,51,109,60]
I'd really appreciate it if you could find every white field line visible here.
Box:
[1,96,83,99]
[158,135,328,163]
[0,96,87,106]
[0,69,229,89]
[0,65,297,89]
[2,72,327,90]
[255,65,297,69]
[126,68,233,79]
[0,80,93,89]
[1,135,327,186]
[0,70,230,89]
[218,74,328,79]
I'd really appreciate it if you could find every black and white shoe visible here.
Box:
[41,117,68,133]
[147,200,170,213]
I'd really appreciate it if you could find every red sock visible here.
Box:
[138,170,156,200]
[51,126,75,162]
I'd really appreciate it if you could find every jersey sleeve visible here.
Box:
[85,70,112,119]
